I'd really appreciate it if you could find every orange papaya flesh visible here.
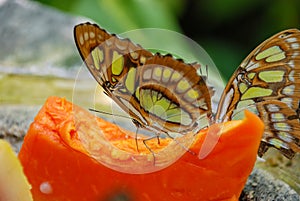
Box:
[18,96,264,201]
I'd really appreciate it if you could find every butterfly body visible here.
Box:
[74,22,300,158]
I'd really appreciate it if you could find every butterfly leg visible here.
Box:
[135,127,140,153]
[142,135,159,165]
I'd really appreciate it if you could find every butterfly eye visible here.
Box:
[132,119,142,128]
[103,81,113,89]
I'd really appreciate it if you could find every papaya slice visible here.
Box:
[18,96,264,201]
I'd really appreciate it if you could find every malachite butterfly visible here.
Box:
[215,29,300,158]
[74,22,300,159]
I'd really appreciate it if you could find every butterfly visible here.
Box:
[74,22,300,159]
[215,29,300,159]
[73,22,212,143]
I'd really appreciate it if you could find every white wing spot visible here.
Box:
[247,61,260,71]
[266,104,280,112]
[285,37,297,43]
[269,138,288,149]
[79,35,84,45]
[116,41,127,51]
[278,131,293,143]
[105,38,113,46]
[143,68,152,80]
[282,85,295,96]
[84,32,89,41]
[274,122,290,132]
[280,97,293,108]
[292,52,299,59]
[240,59,249,68]
[271,113,285,122]
[291,43,300,49]
[289,70,295,82]
[89,31,95,39]
[130,52,139,60]
[288,60,295,68]
[140,56,146,64]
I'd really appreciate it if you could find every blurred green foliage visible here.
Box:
[34,0,183,32]
[33,0,300,81]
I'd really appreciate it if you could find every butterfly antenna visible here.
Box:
[89,108,131,119]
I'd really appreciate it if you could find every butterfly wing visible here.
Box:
[74,22,212,135]
[74,22,153,93]
[74,23,155,126]
[215,29,300,158]
[136,54,212,134]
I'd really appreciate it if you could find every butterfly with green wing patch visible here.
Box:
[215,29,300,159]
[74,22,212,153]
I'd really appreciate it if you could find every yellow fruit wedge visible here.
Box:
[0,140,33,201]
